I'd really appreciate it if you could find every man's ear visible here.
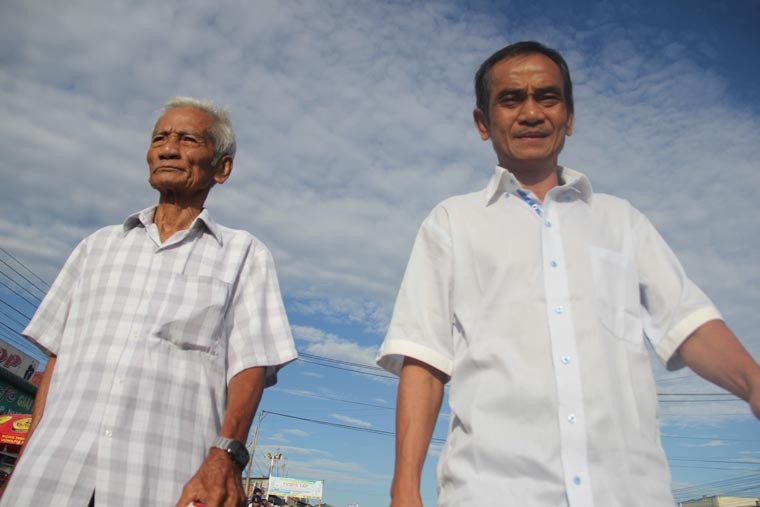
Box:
[566,112,574,137]
[214,155,233,185]
[473,108,491,141]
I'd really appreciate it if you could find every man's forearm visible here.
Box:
[220,366,266,441]
[678,319,760,418]
[392,357,446,503]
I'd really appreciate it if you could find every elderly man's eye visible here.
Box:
[181,135,201,145]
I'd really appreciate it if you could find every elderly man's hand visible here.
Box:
[175,448,246,507]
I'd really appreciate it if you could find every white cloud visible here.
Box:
[331,413,373,428]
[292,325,378,366]
[1,6,759,501]
[682,440,728,448]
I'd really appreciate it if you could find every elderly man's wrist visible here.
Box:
[211,436,249,469]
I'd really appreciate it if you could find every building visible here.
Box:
[679,496,760,507]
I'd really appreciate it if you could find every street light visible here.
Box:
[265,449,284,500]
[265,449,284,479]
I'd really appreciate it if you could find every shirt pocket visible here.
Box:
[150,274,231,354]
[589,246,643,348]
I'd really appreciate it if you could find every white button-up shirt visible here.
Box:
[377,166,721,507]
[5,207,297,507]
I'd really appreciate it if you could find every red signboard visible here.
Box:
[0,414,31,446]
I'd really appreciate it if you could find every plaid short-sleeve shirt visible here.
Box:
[3,206,297,506]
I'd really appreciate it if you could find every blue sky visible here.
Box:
[1,0,759,505]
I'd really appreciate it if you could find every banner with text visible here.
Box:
[268,476,323,499]
[0,340,39,381]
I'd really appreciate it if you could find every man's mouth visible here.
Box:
[515,131,549,139]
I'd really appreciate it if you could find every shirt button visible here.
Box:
[545,220,552,228]
[574,476,582,485]
[554,305,564,315]
[116,376,124,385]
[550,260,558,268]
[104,429,113,438]
[568,414,577,423]
[561,356,571,365]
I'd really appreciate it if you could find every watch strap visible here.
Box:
[212,435,249,469]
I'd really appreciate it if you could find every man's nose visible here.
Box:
[518,97,544,125]
[158,135,181,158]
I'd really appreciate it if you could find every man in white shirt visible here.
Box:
[1,97,297,507]
[377,41,760,507]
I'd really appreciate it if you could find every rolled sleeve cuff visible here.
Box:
[229,352,298,387]
[21,327,57,357]
[376,339,453,380]
[657,307,723,371]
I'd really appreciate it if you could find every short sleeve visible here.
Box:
[22,239,88,356]
[634,210,722,370]
[376,206,454,379]
[225,242,297,385]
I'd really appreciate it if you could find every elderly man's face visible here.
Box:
[474,53,573,173]
[147,107,230,197]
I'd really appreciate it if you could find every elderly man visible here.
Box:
[377,41,760,506]
[1,97,297,507]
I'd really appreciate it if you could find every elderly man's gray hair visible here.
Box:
[157,96,237,164]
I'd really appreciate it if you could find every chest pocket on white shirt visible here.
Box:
[589,246,643,348]
[151,274,231,353]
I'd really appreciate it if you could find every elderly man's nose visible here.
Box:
[159,138,181,158]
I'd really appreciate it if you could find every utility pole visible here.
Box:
[245,411,266,494]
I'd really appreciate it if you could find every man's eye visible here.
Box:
[181,136,199,144]
[538,95,561,105]
[500,97,521,107]
[151,135,166,144]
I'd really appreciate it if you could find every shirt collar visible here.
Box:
[122,205,224,245]
[483,165,593,206]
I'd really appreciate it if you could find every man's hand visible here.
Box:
[175,448,246,507]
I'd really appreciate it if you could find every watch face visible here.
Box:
[228,440,249,468]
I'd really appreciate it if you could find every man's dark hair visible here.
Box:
[474,41,574,121]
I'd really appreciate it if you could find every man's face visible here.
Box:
[474,53,573,174]
[146,107,231,196]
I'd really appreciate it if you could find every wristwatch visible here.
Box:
[212,436,249,469]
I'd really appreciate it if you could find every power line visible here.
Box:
[263,410,446,443]
[0,247,50,291]
[298,358,398,380]
[0,306,29,329]
[299,352,386,371]
[0,297,32,321]
[274,388,394,411]
[0,276,41,307]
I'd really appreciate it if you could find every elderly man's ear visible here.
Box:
[214,155,233,185]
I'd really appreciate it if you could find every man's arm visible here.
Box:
[176,366,266,507]
[0,355,56,498]
[678,319,760,418]
[391,357,446,507]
